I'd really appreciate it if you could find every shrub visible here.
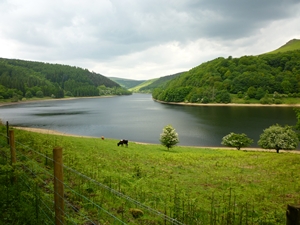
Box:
[221,132,253,150]
[160,125,179,150]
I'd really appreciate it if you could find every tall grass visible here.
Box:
[1,126,300,224]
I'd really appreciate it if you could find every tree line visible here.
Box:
[152,50,300,104]
[0,58,131,101]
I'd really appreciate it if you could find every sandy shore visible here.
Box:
[12,126,300,154]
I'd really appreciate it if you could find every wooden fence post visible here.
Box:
[6,121,9,144]
[9,130,16,165]
[286,204,300,225]
[53,147,64,225]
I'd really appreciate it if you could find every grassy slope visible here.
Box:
[109,77,146,89]
[129,78,158,92]
[7,128,300,224]
[264,39,300,54]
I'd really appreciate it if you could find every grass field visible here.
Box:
[2,126,299,224]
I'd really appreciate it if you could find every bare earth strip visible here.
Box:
[13,127,300,154]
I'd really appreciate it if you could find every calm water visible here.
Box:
[0,93,298,148]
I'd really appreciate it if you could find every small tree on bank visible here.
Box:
[221,132,253,150]
[160,125,179,150]
[258,124,299,153]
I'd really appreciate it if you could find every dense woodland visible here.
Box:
[152,50,300,104]
[0,58,131,101]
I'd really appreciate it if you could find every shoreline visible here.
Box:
[153,99,300,107]
[1,95,300,108]
[13,126,300,154]
[0,95,115,107]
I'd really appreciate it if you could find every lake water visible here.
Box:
[0,93,298,148]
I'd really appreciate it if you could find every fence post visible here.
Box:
[286,204,300,225]
[53,147,64,225]
[9,130,16,165]
[6,121,9,144]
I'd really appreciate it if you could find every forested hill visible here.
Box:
[152,48,300,104]
[0,58,131,101]
[109,77,145,89]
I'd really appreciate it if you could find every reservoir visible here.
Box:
[0,93,298,148]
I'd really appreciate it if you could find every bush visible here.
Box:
[160,125,179,150]
[258,124,299,153]
[221,132,253,150]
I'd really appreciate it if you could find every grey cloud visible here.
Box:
[0,0,300,79]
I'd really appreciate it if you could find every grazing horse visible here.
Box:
[117,139,128,147]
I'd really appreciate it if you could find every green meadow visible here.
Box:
[1,126,300,224]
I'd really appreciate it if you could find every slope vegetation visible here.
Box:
[265,39,300,54]
[153,42,300,104]
[0,58,130,101]
[130,72,184,93]
[109,77,146,89]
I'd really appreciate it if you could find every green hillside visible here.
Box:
[0,58,131,102]
[265,39,300,54]
[129,78,158,92]
[129,72,184,93]
[109,77,145,89]
[153,46,300,104]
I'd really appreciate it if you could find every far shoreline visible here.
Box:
[153,99,300,107]
[1,95,300,108]
[0,95,115,107]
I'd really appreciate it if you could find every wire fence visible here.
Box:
[0,128,187,225]
[0,125,297,225]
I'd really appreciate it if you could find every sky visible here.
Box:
[1,0,300,80]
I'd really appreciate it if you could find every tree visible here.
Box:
[160,125,179,150]
[258,124,298,153]
[25,91,33,98]
[36,90,44,98]
[221,132,253,150]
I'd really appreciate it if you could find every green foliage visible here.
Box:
[0,58,124,100]
[138,72,184,93]
[0,163,49,224]
[109,77,146,89]
[159,125,179,150]
[258,124,299,153]
[152,49,300,104]
[36,90,44,98]
[98,85,131,95]
[221,132,253,150]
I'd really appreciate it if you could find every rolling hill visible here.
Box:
[152,39,300,104]
[0,58,131,101]
[130,72,185,93]
[265,39,300,54]
[109,77,146,89]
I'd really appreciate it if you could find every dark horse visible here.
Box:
[117,139,128,147]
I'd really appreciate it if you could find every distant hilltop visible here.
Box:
[265,38,300,54]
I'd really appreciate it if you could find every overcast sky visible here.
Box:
[1,0,300,80]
